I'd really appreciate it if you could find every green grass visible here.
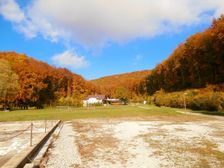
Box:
[0,105,181,121]
[191,110,224,116]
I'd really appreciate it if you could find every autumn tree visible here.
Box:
[0,59,19,110]
[115,87,129,104]
[143,15,224,95]
[0,52,94,108]
[92,70,150,100]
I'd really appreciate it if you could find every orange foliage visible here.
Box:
[92,70,150,99]
[0,52,95,108]
[143,15,224,95]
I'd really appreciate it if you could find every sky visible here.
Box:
[0,0,224,80]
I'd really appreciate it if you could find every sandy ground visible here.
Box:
[45,116,224,168]
[45,122,81,168]
[0,121,56,166]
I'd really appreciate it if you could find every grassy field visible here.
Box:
[191,110,224,116]
[0,105,182,122]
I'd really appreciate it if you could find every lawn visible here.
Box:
[191,110,224,116]
[0,105,181,122]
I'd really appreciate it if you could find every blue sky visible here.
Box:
[0,0,223,80]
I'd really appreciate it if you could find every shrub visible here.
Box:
[152,86,224,112]
[58,97,82,107]
[154,91,183,108]
[189,92,224,111]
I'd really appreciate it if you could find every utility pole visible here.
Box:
[183,92,187,111]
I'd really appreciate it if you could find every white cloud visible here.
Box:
[1,0,224,47]
[0,0,25,23]
[52,50,88,69]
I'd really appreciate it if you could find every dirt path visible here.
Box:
[176,110,224,120]
[45,122,81,168]
[45,118,224,168]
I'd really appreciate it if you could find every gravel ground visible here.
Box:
[44,117,224,168]
[45,122,81,168]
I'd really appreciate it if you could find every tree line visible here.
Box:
[95,15,224,111]
[92,70,150,101]
[138,15,224,95]
[1,15,224,111]
[0,52,96,110]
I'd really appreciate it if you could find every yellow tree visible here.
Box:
[0,59,20,110]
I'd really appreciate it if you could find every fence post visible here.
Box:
[30,123,33,147]
[45,120,47,133]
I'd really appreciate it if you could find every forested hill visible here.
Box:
[91,15,224,109]
[92,16,224,99]
[92,70,150,86]
[1,16,224,110]
[92,70,150,99]
[142,15,224,95]
[0,52,96,108]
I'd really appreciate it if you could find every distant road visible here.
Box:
[176,110,224,120]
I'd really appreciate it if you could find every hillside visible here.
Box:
[91,15,224,111]
[0,52,95,109]
[142,15,224,95]
[140,15,224,111]
[92,70,150,86]
[92,70,150,99]
[1,15,224,110]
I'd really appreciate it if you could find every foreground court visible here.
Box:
[44,117,224,168]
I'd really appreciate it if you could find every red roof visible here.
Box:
[85,95,106,100]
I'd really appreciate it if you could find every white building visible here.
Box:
[83,95,106,106]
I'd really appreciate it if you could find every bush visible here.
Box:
[58,97,82,107]
[189,92,224,111]
[145,96,155,105]
[152,86,224,112]
[154,91,183,108]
